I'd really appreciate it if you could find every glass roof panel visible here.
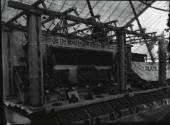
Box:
[1,0,151,27]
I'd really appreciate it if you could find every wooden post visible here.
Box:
[27,12,44,106]
[116,28,126,91]
[158,37,166,86]
[2,31,10,97]
[126,45,132,88]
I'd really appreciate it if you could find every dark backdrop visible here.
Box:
[50,47,113,66]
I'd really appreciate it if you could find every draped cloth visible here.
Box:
[131,62,170,81]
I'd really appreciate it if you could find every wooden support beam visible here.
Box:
[32,0,45,7]
[127,37,155,41]
[87,15,100,21]
[127,39,146,44]
[41,1,47,10]
[146,32,157,35]
[116,28,126,91]
[123,29,157,40]
[126,45,132,87]
[7,0,45,24]
[70,19,117,35]
[105,20,118,25]
[42,7,76,24]
[129,0,155,63]
[52,22,78,31]
[2,31,10,97]
[63,7,77,15]
[158,37,167,86]
[126,35,141,38]
[133,28,146,32]
[129,24,134,31]
[5,22,158,43]
[157,35,169,40]
[124,1,155,28]
[127,38,144,41]
[86,0,95,17]
[42,17,55,25]
[27,13,44,106]
[2,22,92,41]
[2,21,27,31]
[50,15,100,32]
[8,1,159,41]
[7,1,97,26]
[70,27,93,34]
[127,41,141,44]
[7,11,25,24]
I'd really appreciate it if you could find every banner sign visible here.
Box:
[131,62,170,81]
[42,35,116,52]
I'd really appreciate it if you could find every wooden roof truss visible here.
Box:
[3,0,162,62]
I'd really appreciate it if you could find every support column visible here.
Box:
[116,28,126,91]
[126,45,132,88]
[158,38,166,86]
[2,31,10,98]
[27,12,44,106]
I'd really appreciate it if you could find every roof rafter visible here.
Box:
[42,7,76,24]
[7,0,160,42]
[124,0,155,28]
[129,0,155,63]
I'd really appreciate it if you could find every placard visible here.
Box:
[43,35,116,51]
[132,62,170,81]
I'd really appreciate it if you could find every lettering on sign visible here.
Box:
[132,62,170,81]
[42,35,115,51]
[144,64,170,71]
[144,65,158,71]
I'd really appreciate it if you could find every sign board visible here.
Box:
[42,35,116,52]
[131,62,170,81]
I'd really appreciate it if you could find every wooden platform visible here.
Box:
[4,86,169,114]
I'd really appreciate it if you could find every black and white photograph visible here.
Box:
[1,0,170,124]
